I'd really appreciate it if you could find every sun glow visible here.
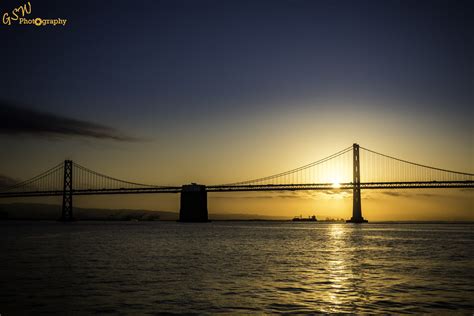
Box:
[331,177,341,189]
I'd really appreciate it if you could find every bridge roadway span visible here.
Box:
[1,181,472,198]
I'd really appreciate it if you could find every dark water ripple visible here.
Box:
[0,221,473,314]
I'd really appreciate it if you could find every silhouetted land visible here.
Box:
[1,203,472,223]
[0,203,287,221]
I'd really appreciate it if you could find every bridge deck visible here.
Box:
[0,181,472,198]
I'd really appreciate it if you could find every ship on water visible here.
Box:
[292,215,317,222]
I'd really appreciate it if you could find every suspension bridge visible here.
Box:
[0,144,472,222]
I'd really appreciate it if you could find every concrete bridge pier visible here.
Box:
[179,184,209,222]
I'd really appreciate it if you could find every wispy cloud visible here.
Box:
[380,191,404,197]
[211,193,295,200]
[0,100,138,141]
[210,190,352,200]
[211,189,469,202]
[362,190,456,200]
[378,191,439,198]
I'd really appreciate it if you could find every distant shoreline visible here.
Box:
[1,218,473,224]
[1,203,473,223]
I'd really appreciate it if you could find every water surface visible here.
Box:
[1,221,473,314]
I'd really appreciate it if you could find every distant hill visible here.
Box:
[0,203,287,221]
[0,203,175,221]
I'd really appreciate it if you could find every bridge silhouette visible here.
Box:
[0,144,472,222]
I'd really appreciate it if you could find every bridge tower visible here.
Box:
[179,184,209,222]
[347,144,368,223]
[60,160,74,221]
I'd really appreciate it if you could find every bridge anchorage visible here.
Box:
[179,184,209,222]
[0,144,473,222]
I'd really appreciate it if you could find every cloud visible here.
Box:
[210,190,352,200]
[0,174,18,188]
[379,191,438,198]
[0,101,138,141]
[380,191,405,197]
[367,190,446,199]
[211,194,289,200]
[212,189,471,202]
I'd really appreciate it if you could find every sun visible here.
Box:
[331,177,341,189]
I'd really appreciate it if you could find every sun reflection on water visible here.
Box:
[317,224,370,312]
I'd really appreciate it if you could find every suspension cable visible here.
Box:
[72,162,164,188]
[0,162,64,191]
[218,145,353,186]
[360,147,474,176]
